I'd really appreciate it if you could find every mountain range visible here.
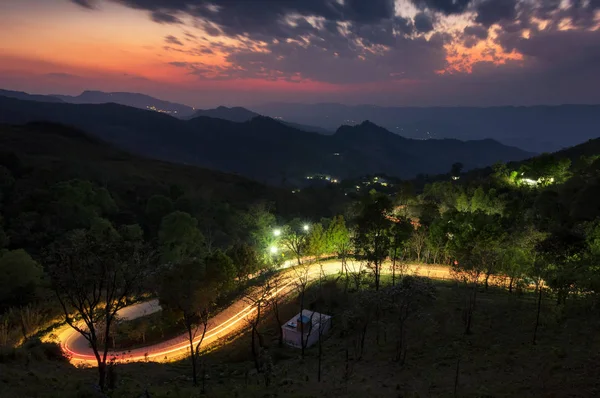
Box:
[189,106,332,134]
[0,94,532,185]
[252,102,600,153]
[53,90,197,118]
[3,89,598,154]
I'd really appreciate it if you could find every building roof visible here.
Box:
[283,310,331,333]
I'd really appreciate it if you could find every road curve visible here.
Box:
[54,261,451,366]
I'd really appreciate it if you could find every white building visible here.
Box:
[282,309,332,349]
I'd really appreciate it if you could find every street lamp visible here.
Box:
[273,228,281,237]
[303,224,310,232]
[270,246,278,254]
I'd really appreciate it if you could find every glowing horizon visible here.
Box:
[1,0,599,107]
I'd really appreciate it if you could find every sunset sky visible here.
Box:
[1,0,599,107]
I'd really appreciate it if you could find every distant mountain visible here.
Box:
[53,90,196,118]
[190,106,332,134]
[253,102,600,153]
[0,96,532,185]
[190,106,260,122]
[0,89,64,103]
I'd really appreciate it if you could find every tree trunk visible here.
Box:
[318,325,322,382]
[98,362,106,392]
[187,323,198,386]
[251,305,261,372]
[454,358,460,398]
[300,290,305,359]
[392,250,397,286]
[533,285,542,345]
[508,277,514,294]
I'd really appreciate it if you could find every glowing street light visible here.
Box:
[303,224,310,232]
[270,246,278,254]
[273,228,281,237]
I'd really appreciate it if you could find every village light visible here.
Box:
[303,224,310,231]
[270,246,278,254]
[273,228,281,237]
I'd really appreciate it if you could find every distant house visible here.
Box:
[282,310,332,348]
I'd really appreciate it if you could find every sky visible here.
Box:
[0,0,599,108]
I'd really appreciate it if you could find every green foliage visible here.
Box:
[158,211,205,264]
[239,203,277,263]
[353,192,393,289]
[227,242,262,282]
[280,218,310,265]
[307,222,327,259]
[0,249,42,308]
[145,195,173,228]
[327,215,351,261]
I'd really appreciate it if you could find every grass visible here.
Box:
[2,275,600,397]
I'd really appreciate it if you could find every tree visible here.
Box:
[0,249,43,309]
[244,281,272,373]
[46,227,152,391]
[447,211,504,333]
[327,215,351,275]
[451,162,463,179]
[389,217,413,285]
[267,274,286,347]
[281,218,310,266]
[307,222,327,264]
[390,276,436,363]
[145,194,173,231]
[239,203,277,264]
[227,242,262,285]
[353,192,392,291]
[159,261,210,389]
[158,211,205,264]
[409,225,427,263]
[159,250,234,388]
[292,261,312,359]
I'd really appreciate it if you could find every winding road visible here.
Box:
[53,260,452,366]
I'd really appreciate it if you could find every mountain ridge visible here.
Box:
[0,94,533,185]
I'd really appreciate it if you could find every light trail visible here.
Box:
[54,261,453,366]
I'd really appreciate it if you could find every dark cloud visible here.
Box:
[464,25,488,40]
[414,13,434,33]
[410,0,473,15]
[475,0,518,27]
[71,0,96,8]
[165,35,184,46]
[151,10,183,24]
[69,0,600,105]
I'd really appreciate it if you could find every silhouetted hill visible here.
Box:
[0,122,297,213]
[53,90,196,118]
[190,106,332,134]
[190,106,260,122]
[0,96,532,185]
[253,102,600,153]
[0,89,64,103]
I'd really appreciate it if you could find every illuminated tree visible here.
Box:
[353,192,392,291]
[46,227,153,391]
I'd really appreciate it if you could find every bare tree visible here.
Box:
[17,303,43,342]
[281,219,310,266]
[159,251,235,388]
[292,261,313,358]
[267,274,286,347]
[244,282,272,372]
[409,226,427,263]
[46,229,152,391]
